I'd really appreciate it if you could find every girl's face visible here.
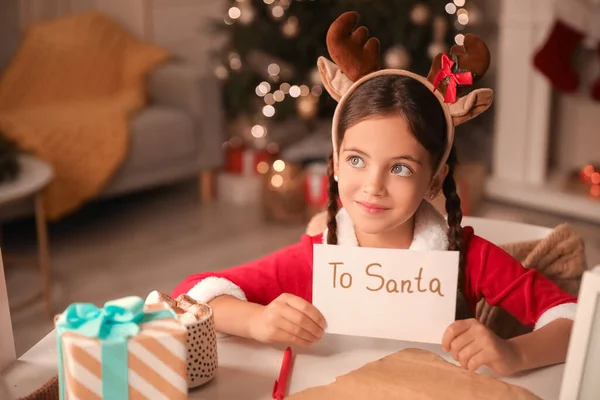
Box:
[336,114,441,239]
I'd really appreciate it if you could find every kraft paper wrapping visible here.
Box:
[59,303,188,399]
[288,349,540,400]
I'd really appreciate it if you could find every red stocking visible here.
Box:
[592,44,600,101]
[533,20,585,93]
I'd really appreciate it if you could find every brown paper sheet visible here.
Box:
[287,348,540,400]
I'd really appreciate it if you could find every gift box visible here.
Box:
[145,291,218,389]
[262,161,307,223]
[304,163,328,207]
[304,162,328,220]
[225,145,274,176]
[55,296,188,399]
[217,173,262,206]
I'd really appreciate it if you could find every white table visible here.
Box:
[1,330,564,399]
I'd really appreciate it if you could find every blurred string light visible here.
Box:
[446,1,471,43]
[280,83,291,94]
[263,105,275,117]
[271,174,284,188]
[255,81,270,97]
[224,0,325,146]
[268,63,281,76]
[289,85,301,98]
[282,16,299,37]
[228,52,242,70]
[457,8,469,25]
[228,7,241,19]
[271,5,284,18]
[264,93,276,105]
[299,85,310,96]
[273,160,286,172]
[579,164,600,198]
[256,161,270,174]
[214,65,228,80]
[445,3,457,14]
[251,125,267,138]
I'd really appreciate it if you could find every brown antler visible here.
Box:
[326,12,381,82]
[427,34,491,99]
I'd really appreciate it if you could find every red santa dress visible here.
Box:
[172,201,577,331]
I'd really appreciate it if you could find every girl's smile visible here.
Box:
[355,200,390,215]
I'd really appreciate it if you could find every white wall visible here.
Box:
[19,0,94,27]
[149,0,226,72]
[15,0,227,72]
[553,48,600,172]
[94,0,146,39]
[0,0,20,71]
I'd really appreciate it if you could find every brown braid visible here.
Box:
[326,153,339,245]
[441,148,469,318]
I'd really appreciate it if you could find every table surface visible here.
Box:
[0,154,53,205]
[1,330,564,400]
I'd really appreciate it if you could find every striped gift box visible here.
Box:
[58,302,188,399]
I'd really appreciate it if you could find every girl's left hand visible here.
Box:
[442,318,523,377]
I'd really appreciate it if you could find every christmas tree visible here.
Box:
[214,0,477,149]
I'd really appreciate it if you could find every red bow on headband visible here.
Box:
[433,53,473,103]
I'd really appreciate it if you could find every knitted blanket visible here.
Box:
[0,12,170,220]
[476,223,587,339]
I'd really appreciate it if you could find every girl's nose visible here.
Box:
[362,170,386,197]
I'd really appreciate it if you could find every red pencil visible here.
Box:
[272,347,293,400]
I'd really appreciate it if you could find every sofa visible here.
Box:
[102,61,224,200]
[0,2,225,221]
[0,58,225,222]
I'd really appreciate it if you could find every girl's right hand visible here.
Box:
[248,293,327,346]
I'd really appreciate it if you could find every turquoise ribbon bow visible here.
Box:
[56,296,176,400]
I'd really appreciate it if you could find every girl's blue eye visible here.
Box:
[391,164,413,177]
[348,156,365,168]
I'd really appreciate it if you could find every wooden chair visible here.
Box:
[461,216,553,245]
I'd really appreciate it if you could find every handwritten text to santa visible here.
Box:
[312,244,459,344]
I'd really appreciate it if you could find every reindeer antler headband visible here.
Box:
[318,12,494,178]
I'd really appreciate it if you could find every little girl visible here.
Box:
[172,12,577,377]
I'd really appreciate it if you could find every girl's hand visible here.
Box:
[248,293,327,346]
[442,318,523,377]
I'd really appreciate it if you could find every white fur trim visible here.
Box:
[410,201,450,251]
[332,208,359,247]
[534,302,578,330]
[187,276,248,304]
[323,200,449,251]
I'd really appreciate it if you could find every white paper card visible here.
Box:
[313,244,459,344]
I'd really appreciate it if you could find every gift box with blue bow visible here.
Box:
[55,296,188,399]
